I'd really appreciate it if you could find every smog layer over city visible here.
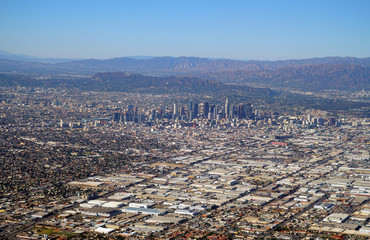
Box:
[0,1,369,240]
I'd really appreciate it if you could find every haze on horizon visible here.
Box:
[1,0,370,61]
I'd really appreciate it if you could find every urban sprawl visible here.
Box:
[0,87,369,240]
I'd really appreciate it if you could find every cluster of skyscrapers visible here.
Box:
[113,99,254,122]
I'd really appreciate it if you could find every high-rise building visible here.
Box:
[133,106,138,118]
[179,106,185,117]
[245,103,253,119]
[128,105,134,113]
[188,100,193,120]
[188,100,193,113]
[158,107,164,119]
[124,111,132,122]
[329,117,336,126]
[225,98,230,117]
[204,102,209,118]
[213,105,218,119]
[198,103,204,117]
[113,112,121,122]
[237,104,245,118]
[150,109,156,121]
[193,103,198,118]
[236,103,253,119]
[230,105,235,118]
[173,104,177,116]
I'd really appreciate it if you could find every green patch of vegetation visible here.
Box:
[34,227,79,238]
[35,227,54,235]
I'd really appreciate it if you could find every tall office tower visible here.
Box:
[210,105,214,114]
[150,109,156,121]
[225,98,230,117]
[158,107,163,119]
[162,106,166,119]
[254,110,259,118]
[173,103,177,116]
[318,118,325,125]
[113,112,121,122]
[180,106,186,117]
[313,117,318,125]
[237,103,253,119]
[188,100,193,120]
[207,105,215,119]
[329,117,336,126]
[133,106,138,118]
[230,105,235,118]
[237,104,246,118]
[128,105,134,113]
[245,103,253,119]
[123,111,130,122]
[307,114,312,123]
[193,103,198,118]
[204,102,209,118]
[139,113,145,123]
[198,103,204,117]
[188,100,193,114]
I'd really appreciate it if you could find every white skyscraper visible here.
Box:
[225,98,230,117]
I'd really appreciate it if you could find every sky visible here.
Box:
[1,0,370,60]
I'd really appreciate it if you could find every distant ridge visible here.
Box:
[0,50,76,63]
[0,71,274,96]
[201,63,370,91]
[0,51,369,91]
[0,73,42,87]
[80,72,225,92]
[68,72,273,95]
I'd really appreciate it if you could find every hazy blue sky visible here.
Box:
[1,0,369,60]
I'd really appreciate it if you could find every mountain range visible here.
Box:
[0,50,369,91]
[0,71,273,97]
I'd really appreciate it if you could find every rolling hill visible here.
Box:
[0,52,369,91]
[0,72,273,96]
